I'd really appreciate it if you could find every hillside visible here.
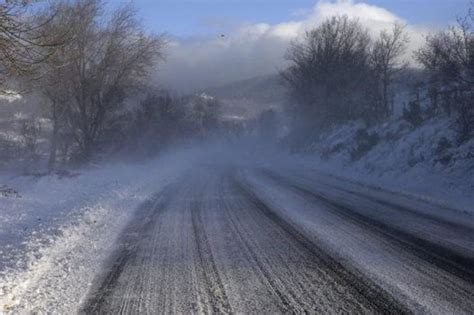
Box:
[203,74,287,119]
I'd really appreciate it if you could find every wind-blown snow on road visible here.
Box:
[80,163,474,314]
[0,148,206,313]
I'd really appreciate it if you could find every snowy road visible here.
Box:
[81,164,474,314]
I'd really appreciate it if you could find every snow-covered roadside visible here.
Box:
[287,117,474,214]
[0,148,201,313]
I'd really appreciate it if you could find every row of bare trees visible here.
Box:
[283,8,473,146]
[1,0,227,170]
[416,7,473,143]
[40,0,165,168]
[104,91,222,158]
[281,16,408,140]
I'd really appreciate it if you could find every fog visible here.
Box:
[1,0,474,313]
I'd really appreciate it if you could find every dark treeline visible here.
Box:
[415,11,474,143]
[281,10,473,148]
[282,16,408,139]
[102,91,222,158]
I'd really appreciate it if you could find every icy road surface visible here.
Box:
[82,164,474,314]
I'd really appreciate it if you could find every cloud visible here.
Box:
[155,0,432,93]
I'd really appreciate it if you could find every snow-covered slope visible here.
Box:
[303,117,474,213]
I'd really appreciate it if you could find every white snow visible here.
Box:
[242,171,473,314]
[0,91,22,103]
[0,114,472,313]
[297,116,474,214]
[0,147,205,313]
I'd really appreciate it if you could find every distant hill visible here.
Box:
[203,74,287,120]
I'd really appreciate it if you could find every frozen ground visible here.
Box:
[301,116,474,214]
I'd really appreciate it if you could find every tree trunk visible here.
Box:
[383,78,389,118]
[81,134,94,162]
[48,103,59,173]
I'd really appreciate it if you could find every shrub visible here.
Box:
[351,129,380,160]
[402,100,423,127]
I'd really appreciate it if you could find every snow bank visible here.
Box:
[0,148,202,313]
[301,116,474,213]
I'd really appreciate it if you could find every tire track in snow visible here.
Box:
[221,173,370,313]
[190,197,233,314]
[81,167,419,314]
[230,172,409,314]
[81,184,177,314]
[261,169,474,285]
[220,181,303,313]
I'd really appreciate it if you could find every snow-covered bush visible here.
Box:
[351,129,380,160]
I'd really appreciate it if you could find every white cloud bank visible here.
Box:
[155,0,435,92]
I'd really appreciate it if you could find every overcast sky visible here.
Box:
[110,0,470,92]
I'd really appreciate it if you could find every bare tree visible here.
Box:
[370,23,409,118]
[38,0,165,162]
[20,116,42,170]
[32,1,78,171]
[282,16,372,132]
[0,0,60,89]
[125,91,186,155]
[185,93,221,138]
[71,1,165,160]
[416,5,473,142]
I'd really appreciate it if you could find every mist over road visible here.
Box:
[82,163,474,314]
